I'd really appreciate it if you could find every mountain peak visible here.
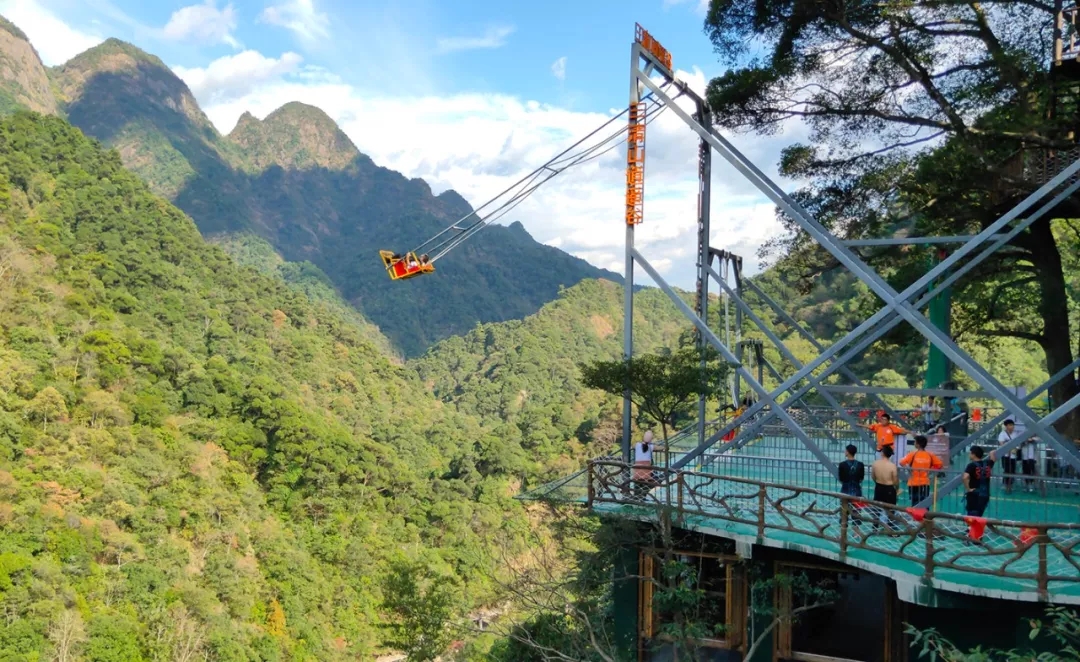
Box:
[227,101,359,171]
[61,37,169,74]
[51,38,212,136]
[0,14,57,115]
[0,15,28,41]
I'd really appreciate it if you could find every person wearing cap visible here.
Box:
[963,445,997,517]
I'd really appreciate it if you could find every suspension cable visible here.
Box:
[425,89,678,262]
[405,82,678,261]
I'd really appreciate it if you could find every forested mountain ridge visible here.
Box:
[0,110,537,660]
[412,279,693,480]
[0,29,622,357]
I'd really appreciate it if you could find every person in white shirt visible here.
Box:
[998,419,1021,494]
[921,396,941,430]
[633,430,657,497]
[1020,436,1038,493]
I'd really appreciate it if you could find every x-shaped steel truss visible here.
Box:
[621,38,1080,479]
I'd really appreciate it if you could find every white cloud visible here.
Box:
[435,25,514,54]
[551,56,566,81]
[259,0,329,42]
[173,50,303,103]
[162,0,240,49]
[190,61,802,288]
[662,0,711,15]
[0,0,103,65]
[13,0,800,289]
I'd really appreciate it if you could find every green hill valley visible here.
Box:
[0,107,697,660]
[412,280,692,480]
[0,110,532,660]
[32,37,621,357]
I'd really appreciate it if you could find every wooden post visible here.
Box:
[757,485,767,539]
[923,517,935,581]
[839,498,849,561]
[1037,526,1050,600]
[587,462,595,506]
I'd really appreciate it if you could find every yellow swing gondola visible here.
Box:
[380,250,435,281]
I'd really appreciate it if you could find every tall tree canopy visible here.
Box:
[703,0,1080,436]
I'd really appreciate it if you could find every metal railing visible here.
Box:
[588,460,1080,601]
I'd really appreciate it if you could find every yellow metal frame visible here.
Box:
[380,250,435,281]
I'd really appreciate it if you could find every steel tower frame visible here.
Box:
[619,26,1080,495]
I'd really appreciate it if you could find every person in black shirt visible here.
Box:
[963,445,998,517]
[837,444,865,497]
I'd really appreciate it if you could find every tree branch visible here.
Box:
[968,2,1029,104]
[976,328,1045,343]
[745,601,834,660]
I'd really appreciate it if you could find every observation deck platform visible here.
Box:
[523,414,1080,606]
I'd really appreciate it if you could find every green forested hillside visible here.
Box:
[208,232,398,359]
[40,37,621,357]
[411,280,692,480]
[0,111,530,660]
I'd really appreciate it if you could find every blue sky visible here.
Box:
[0,0,802,290]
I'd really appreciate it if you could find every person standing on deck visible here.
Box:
[870,446,899,527]
[899,435,943,506]
[963,445,997,517]
[921,396,941,431]
[632,430,657,498]
[871,446,899,505]
[1020,436,1038,493]
[859,413,908,461]
[837,444,865,497]
[997,419,1021,494]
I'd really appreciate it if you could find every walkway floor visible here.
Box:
[523,436,1080,604]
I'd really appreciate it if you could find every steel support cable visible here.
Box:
[431,96,673,256]
[437,99,672,251]
[406,91,660,257]
[408,83,678,260]
[431,112,665,259]
[428,94,678,261]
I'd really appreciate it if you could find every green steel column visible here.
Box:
[612,544,639,660]
[925,249,953,389]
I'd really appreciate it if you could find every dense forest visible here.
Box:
[412,280,691,483]
[0,111,541,660]
[0,109,698,660]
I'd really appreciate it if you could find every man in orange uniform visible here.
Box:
[899,435,943,505]
[859,412,909,461]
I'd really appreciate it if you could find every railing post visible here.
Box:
[1037,526,1050,601]
[677,471,684,512]
[587,462,595,506]
[757,485,766,539]
[839,498,849,562]
[923,517,935,581]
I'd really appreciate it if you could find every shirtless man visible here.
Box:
[870,446,900,527]
[871,445,900,505]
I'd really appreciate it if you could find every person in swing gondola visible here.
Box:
[407,254,419,269]
[420,254,430,266]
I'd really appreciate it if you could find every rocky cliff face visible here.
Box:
[0,16,58,116]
